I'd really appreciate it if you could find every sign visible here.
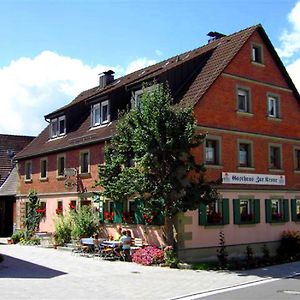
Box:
[64,168,77,177]
[222,172,285,186]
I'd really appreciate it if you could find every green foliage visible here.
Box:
[25,190,43,237]
[277,230,300,259]
[53,214,73,245]
[97,82,220,244]
[217,231,228,268]
[11,230,26,244]
[19,237,40,245]
[70,205,99,239]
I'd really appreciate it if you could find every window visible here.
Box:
[69,200,77,211]
[40,158,48,179]
[38,202,46,218]
[57,155,65,177]
[199,199,229,226]
[56,201,63,215]
[269,145,282,169]
[91,101,110,127]
[50,115,66,138]
[233,199,260,224]
[291,199,300,221]
[294,148,300,170]
[265,199,289,223]
[25,161,32,181]
[237,88,251,113]
[204,136,221,166]
[80,151,90,174]
[132,84,158,110]
[267,95,280,118]
[252,44,263,63]
[238,142,252,167]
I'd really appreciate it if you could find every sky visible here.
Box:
[1,0,300,136]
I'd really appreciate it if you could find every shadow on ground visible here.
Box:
[0,254,67,279]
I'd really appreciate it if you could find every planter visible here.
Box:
[7,239,13,245]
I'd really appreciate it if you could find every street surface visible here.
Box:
[0,244,299,300]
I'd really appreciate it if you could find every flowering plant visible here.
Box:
[164,245,178,266]
[207,211,222,224]
[132,246,164,266]
[272,212,283,220]
[69,202,76,210]
[122,212,134,224]
[241,212,254,222]
[56,208,63,215]
[104,211,114,222]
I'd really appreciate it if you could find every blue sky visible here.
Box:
[1,0,300,136]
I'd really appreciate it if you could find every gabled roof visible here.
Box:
[0,134,35,184]
[15,24,300,160]
[0,166,17,197]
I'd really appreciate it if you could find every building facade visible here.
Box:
[15,25,300,260]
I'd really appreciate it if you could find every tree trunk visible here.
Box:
[164,214,174,247]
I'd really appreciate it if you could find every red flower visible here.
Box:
[69,202,76,210]
[122,212,134,224]
[104,211,114,222]
[56,208,63,215]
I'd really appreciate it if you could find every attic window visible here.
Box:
[252,43,263,64]
[50,115,66,139]
[91,100,110,127]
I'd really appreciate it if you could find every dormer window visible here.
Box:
[50,115,66,138]
[91,101,109,127]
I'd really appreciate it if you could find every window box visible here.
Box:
[233,199,260,224]
[265,199,289,223]
[199,199,229,226]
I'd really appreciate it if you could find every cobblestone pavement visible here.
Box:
[0,244,299,300]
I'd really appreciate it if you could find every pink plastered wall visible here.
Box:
[183,190,300,249]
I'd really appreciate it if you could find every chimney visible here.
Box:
[207,31,226,43]
[99,70,115,88]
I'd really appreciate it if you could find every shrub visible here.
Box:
[164,246,178,267]
[217,231,228,268]
[11,230,26,244]
[277,230,300,259]
[70,205,99,239]
[132,246,164,266]
[53,213,73,245]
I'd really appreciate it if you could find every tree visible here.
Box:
[97,83,220,246]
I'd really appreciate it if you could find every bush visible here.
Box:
[53,214,72,245]
[70,206,99,239]
[277,230,300,259]
[11,230,26,244]
[132,246,164,266]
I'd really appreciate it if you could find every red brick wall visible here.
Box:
[18,143,105,195]
[193,31,300,189]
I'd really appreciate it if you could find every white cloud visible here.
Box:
[155,49,163,56]
[0,51,130,136]
[125,57,156,74]
[277,1,300,58]
[286,58,300,92]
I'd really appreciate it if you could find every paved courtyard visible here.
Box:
[0,244,300,300]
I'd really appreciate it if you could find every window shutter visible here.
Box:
[254,199,260,223]
[199,202,207,225]
[283,199,289,222]
[265,199,272,223]
[233,199,240,224]
[113,201,123,223]
[134,199,144,224]
[291,199,297,222]
[222,199,229,225]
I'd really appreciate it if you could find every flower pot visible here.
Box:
[7,239,13,245]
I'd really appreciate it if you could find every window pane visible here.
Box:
[296,150,300,169]
[205,140,217,164]
[81,152,89,173]
[270,146,280,169]
[58,156,65,176]
[101,102,108,123]
[93,104,100,125]
[268,97,279,117]
[239,143,250,166]
[25,162,32,180]
[59,117,65,135]
[41,160,47,178]
[51,119,58,137]
[237,89,249,112]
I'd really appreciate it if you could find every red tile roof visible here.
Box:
[16,24,300,160]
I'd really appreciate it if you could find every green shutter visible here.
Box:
[113,201,123,223]
[199,202,207,225]
[283,199,289,222]
[222,199,229,225]
[134,199,144,224]
[265,199,272,223]
[291,199,297,222]
[233,199,240,224]
[254,199,260,223]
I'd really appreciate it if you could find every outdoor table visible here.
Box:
[101,240,121,247]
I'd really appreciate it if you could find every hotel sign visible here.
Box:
[222,172,285,186]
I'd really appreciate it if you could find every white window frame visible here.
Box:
[267,95,279,118]
[92,103,101,126]
[252,43,263,64]
[101,100,109,124]
[91,101,110,127]
[57,154,66,177]
[132,84,158,109]
[237,88,251,113]
[50,115,66,138]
